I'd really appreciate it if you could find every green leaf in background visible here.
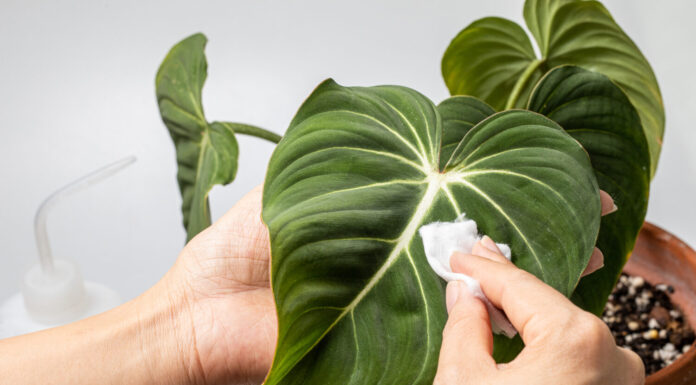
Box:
[442,0,664,177]
[438,96,496,169]
[156,34,240,242]
[441,17,544,111]
[156,34,282,241]
[262,79,600,384]
[528,66,650,315]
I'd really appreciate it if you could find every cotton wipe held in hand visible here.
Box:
[419,214,517,338]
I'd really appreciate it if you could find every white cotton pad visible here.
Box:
[419,214,517,338]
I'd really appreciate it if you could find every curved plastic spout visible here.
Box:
[0,156,135,336]
[34,156,136,274]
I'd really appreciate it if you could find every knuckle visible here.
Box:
[442,299,490,343]
[443,311,472,338]
[499,269,533,297]
[442,318,461,339]
[468,296,489,317]
[571,313,611,348]
[446,298,488,329]
[621,347,646,384]
[442,308,466,336]
[509,266,531,282]
[510,268,542,291]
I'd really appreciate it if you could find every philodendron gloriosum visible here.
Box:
[441,0,655,321]
[261,80,601,384]
[442,0,662,177]
[155,0,659,383]
[156,33,282,242]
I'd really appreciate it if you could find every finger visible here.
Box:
[194,185,271,276]
[618,347,646,384]
[437,281,496,379]
[471,236,509,264]
[600,190,618,216]
[581,248,604,277]
[216,185,264,227]
[450,253,578,343]
[210,185,268,241]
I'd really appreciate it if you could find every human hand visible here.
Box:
[580,190,619,278]
[161,188,615,384]
[434,236,644,384]
[0,186,276,385]
[156,185,277,384]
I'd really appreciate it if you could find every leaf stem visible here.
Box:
[505,59,544,110]
[225,122,282,143]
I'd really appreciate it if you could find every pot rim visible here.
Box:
[625,222,696,384]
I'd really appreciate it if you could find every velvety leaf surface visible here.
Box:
[156,33,239,241]
[437,96,527,363]
[441,17,543,111]
[528,66,650,315]
[442,0,664,176]
[262,79,600,384]
[438,96,496,170]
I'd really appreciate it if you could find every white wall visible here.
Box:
[1,0,693,301]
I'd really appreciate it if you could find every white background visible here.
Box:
[1,0,693,301]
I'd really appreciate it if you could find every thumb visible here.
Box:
[435,281,496,383]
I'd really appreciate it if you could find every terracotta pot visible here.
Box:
[624,222,696,384]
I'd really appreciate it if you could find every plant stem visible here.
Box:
[225,122,283,144]
[505,59,545,110]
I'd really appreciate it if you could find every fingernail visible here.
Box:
[609,203,618,214]
[445,281,470,314]
[582,248,605,277]
[600,190,618,215]
[481,236,501,253]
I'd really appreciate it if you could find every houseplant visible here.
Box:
[155,0,694,383]
[155,34,282,242]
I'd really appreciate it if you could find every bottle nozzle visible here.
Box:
[34,156,136,274]
[22,156,135,324]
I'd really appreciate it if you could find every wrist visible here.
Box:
[0,278,200,385]
[133,277,202,385]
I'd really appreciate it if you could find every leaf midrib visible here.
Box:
[272,173,443,383]
[274,164,561,381]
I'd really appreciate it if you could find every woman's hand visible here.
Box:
[434,237,645,385]
[0,186,276,385]
[162,185,276,384]
[434,190,644,384]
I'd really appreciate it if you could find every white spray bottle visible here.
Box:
[0,157,135,338]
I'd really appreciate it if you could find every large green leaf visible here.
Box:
[441,17,544,111]
[442,0,664,177]
[528,66,650,315]
[438,96,496,169]
[156,33,239,241]
[262,79,600,384]
[437,96,526,362]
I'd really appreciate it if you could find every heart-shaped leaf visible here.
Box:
[442,0,664,177]
[262,79,600,384]
[156,33,239,241]
[528,66,650,315]
[438,96,496,169]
